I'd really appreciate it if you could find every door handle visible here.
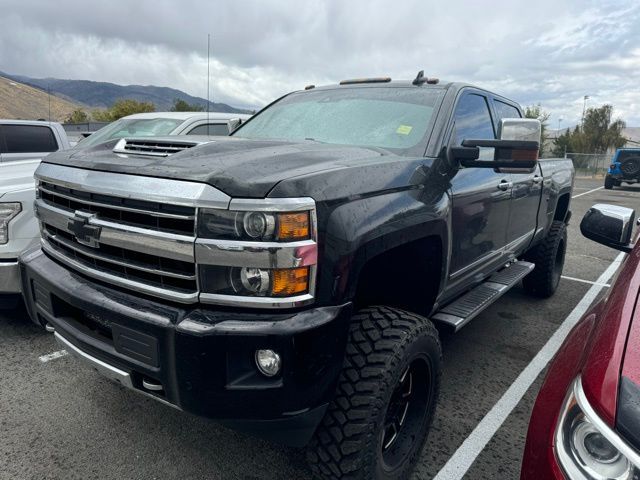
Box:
[533,175,543,184]
[497,180,513,191]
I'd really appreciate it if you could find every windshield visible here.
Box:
[76,118,184,148]
[234,86,444,156]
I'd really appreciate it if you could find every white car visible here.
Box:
[1,112,248,304]
[0,159,40,306]
[75,111,250,149]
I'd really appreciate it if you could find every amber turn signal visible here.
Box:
[272,267,309,296]
[277,212,310,240]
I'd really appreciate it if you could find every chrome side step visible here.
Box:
[433,261,535,332]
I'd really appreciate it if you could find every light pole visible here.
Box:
[581,95,590,128]
[557,117,563,136]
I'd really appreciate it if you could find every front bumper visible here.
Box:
[20,247,352,446]
[0,259,21,293]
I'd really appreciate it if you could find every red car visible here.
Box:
[522,204,640,480]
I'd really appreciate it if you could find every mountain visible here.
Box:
[0,72,251,114]
[0,75,84,122]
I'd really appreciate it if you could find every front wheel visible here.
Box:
[307,306,441,480]
[522,220,567,298]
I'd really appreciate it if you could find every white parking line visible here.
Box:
[433,251,625,480]
[561,275,611,288]
[572,186,604,198]
[39,349,68,363]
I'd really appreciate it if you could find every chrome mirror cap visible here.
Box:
[581,203,636,253]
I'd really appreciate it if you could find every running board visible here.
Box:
[432,261,535,331]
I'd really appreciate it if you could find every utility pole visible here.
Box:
[581,95,590,129]
[557,117,563,136]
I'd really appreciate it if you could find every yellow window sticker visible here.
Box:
[396,125,413,135]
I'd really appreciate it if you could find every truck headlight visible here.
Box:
[555,377,639,480]
[198,209,311,242]
[196,198,317,307]
[200,266,310,297]
[0,202,22,245]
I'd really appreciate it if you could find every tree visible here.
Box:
[93,99,155,122]
[524,105,550,157]
[170,98,204,112]
[551,104,626,156]
[65,109,89,124]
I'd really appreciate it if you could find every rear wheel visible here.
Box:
[307,306,441,480]
[522,221,567,298]
[604,176,615,190]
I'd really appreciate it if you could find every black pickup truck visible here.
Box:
[21,73,574,480]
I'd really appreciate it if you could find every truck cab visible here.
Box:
[0,120,70,163]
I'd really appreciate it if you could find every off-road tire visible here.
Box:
[307,306,441,480]
[621,156,640,179]
[604,176,615,190]
[522,220,567,298]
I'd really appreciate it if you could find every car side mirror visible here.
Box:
[449,118,541,171]
[227,118,243,134]
[580,204,635,253]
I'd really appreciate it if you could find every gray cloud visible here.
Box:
[2,0,640,125]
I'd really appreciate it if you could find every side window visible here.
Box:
[187,124,229,136]
[494,100,522,121]
[3,125,58,153]
[452,94,495,145]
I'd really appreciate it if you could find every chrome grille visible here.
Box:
[39,181,195,235]
[36,181,200,303]
[43,225,197,293]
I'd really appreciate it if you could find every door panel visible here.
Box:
[505,166,543,254]
[450,169,512,275]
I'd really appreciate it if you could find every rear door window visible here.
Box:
[2,125,59,153]
[493,100,522,121]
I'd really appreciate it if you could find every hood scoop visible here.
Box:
[113,137,212,157]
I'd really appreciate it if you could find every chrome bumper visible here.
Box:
[54,331,180,410]
[54,332,133,388]
[0,260,21,293]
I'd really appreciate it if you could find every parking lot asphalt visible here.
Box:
[2,177,640,480]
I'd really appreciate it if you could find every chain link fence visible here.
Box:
[565,152,612,178]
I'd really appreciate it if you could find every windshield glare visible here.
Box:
[234,86,444,156]
[76,118,184,148]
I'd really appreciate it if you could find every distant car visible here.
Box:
[0,120,71,307]
[522,203,640,479]
[0,120,71,163]
[604,148,640,189]
[75,111,251,149]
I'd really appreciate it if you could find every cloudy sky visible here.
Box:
[1,0,639,127]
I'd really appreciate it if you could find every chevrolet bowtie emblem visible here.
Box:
[68,211,101,248]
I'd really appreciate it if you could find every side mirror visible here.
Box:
[580,204,635,253]
[227,118,243,134]
[449,118,541,171]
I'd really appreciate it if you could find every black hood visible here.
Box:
[44,137,387,198]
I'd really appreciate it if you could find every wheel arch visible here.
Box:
[348,227,447,316]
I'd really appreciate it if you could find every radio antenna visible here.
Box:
[206,33,211,135]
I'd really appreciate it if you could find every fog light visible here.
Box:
[255,349,281,377]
